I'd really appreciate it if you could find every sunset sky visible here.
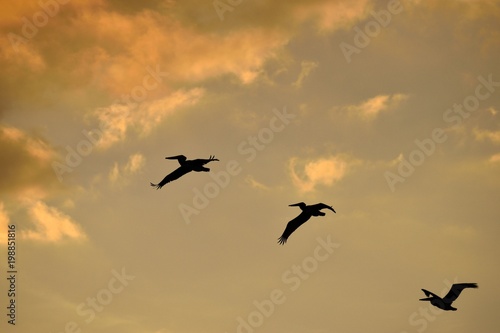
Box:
[1,0,499,332]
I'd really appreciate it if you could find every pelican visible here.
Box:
[277,202,336,245]
[150,155,219,189]
[419,283,478,311]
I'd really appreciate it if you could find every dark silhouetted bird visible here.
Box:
[278,202,336,245]
[419,283,478,311]
[150,155,219,189]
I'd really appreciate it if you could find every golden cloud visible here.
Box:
[345,93,409,120]
[289,155,350,192]
[473,128,500,144]
[0,125,62,198]
[109,153,146,185]
[22,200,87,242]
[92,88,204,149]
[0,202,10,245]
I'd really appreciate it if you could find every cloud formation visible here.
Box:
[293,60,319,88]
[0,202,10,244]
[109,153,146,184]
[345,94,409,120]
[92,88,204,148]
[23,200,87,242]
[0,125,62,198]
[288,155,351,192]
[473,128,500,144]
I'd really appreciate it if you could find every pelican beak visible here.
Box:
[419,297,432,301]
[289,203,301,207]
[165,156,180,160]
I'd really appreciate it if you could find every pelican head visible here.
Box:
[419,297,434,302]
[165,155,185,160]
[289,202,307,209]
[165,155,187,164]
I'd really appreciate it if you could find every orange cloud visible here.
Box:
[0,202,10,245]
[345,93,409,120]
[289,155,350,192]
[23,200,86,242]
[0,125,62,197]
[109,153,146,185]
[93,88,204,149]
[489,153,500,163]
[293,0,371,32]
[473,128,500,144]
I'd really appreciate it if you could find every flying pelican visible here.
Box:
[277,202,336,245]
[150,155,219,189]
[419,283,478,311]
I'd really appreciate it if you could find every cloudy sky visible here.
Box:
[1,0,499,332]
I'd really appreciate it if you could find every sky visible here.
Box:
[0,0,499,332]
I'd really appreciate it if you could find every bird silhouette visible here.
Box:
[278,202,336,245]
[419,283,478,311]
[150,155,219,189]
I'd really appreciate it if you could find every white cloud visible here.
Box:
[22,201,87,243]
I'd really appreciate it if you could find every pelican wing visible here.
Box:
[421,289,440,299]
[150,166,191,189]
[443,283,478,303]
[278,211,311,245]
[310,203,336,213]
[191,155,219,165]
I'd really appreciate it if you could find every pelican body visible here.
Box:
[419,283,478,311]
[278,202,336,245]
[150,155,219,189]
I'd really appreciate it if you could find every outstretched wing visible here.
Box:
[278,211,311,245]
[443,283,478,303]
[310,203,336,213]
[191,155,219,165]
[150,166,191,189]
